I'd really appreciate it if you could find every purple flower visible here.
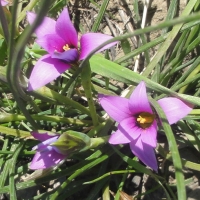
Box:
[1,0,8,6]
[27,8,117,91]
[98,81,193,171]
[30,132,66,170]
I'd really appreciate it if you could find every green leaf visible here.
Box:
[142,0,198,77]
[121,39,131,54]
[149,98,186,200]
[90,55,200,106]
[91,0,110,32]
[0,125,30,138]
[0,39,7,64]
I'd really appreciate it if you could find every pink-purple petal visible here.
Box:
[29,150,66,170]
[79,33,117,60]
[36,34,65,54]
[140,121,157,148]
[52,49,79,62]
[130,138,157,171]
[32,144,54,152]
[129,81,153,114]
[32,136,59,151]
[109,129,132,145]
[157,97,193,124]
[31,131,59,141]
[27,12,56,38]
[28,55,71,91]
[98,94,132,122]
[55,8,78,48]
[1,0,8,6]
[119,117,141,140]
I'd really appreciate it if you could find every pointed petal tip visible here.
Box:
[29,150,66,170]
[138,81,146,86]
[109,129,131,145]
[153,166,158,172]
[79,33,118,60]
[130,139,158,171]
[98,93,103,98]
[1,0,8,6]
[98,93,107,101]
[56,7,78,48]
[27,81,41,91]
[129,81,152,114]
[27,82,34,91]
[26,11,36,24]
[157,97,193,124]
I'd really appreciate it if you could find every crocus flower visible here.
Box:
[98,81,193,171]
[30,132,66,169]
[27,8,117,91]
[1,0,8,6]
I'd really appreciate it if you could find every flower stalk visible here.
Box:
[0,1,9,43]
[81,62,99,127]
[89,136,109,149]
[149,97,186,200]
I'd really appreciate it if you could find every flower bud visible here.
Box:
[50,131,91,155]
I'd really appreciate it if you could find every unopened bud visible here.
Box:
[50,131,91,155]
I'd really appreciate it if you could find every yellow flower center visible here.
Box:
[63,44,70,51]
[136,112,155,129]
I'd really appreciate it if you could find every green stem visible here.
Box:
[33,86,91,116]
[179,64,200,93]
[157,143,200,171]
[16,0,40,25]
[149,97,186,200]
[89,136,109,149]
[142,0,197,77]
[190,109,200,115]
[87,122,105,137]
[9,142,24,200]
[0,125,30,137]
[102,183,110,200]
[81,63,99,126]
[0,113,92,126]
[50,146,114,200]
[5,0,53,129]
[84,169,136,184]
[0,5,9,43]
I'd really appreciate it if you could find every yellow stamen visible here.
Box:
[63,44,70,51]
[137,112,155,129]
